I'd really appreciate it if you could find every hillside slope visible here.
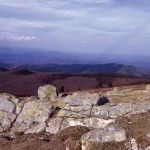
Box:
[0,70,149,97]
[18,63,150,77]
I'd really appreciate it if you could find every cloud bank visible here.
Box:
[0,0,150,55]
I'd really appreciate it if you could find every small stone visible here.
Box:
[0,132,16,140]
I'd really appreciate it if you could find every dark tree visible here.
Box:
[97,78,103,88]
[59,85,65,93]
[109,83,113,87]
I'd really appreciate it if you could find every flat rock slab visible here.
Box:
[64,92,100,106]
[46,117,115,134]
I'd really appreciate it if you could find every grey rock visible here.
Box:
[63,117,115,129]
[109,103,133,118]
[64,92,100,106]
[24,123,46,134]
[57,109,89,118]
[81,124,127,150]
[91,105,110,119]
[57,105,92,118]
[0,98,16,113]
[0,110,17,132]
[12,100,52,133]
[0,93,20,105]
[38,85,58,100]
[46,117,63,134]
[46,117,115,134]
[131,102,150,115]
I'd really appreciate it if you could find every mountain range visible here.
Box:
[0,46,150,69]
[16,63,150,78]
[0,46,150,78]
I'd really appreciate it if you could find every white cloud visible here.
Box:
[0,34,37,42]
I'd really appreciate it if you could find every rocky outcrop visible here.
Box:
[0,84,150,150]
[0,85,149,135]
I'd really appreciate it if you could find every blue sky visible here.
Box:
[0,0,150,55]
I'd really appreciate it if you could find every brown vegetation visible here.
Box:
[0,70,149,97]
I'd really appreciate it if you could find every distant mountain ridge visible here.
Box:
[11,63,150,78]
[0,46,150,68]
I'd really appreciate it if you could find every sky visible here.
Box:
[0,0,150,55]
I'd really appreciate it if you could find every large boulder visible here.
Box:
[12,100,52,133]
[38,85,58,100]
[81,124,127,150]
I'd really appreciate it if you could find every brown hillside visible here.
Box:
[0,70,149,97]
